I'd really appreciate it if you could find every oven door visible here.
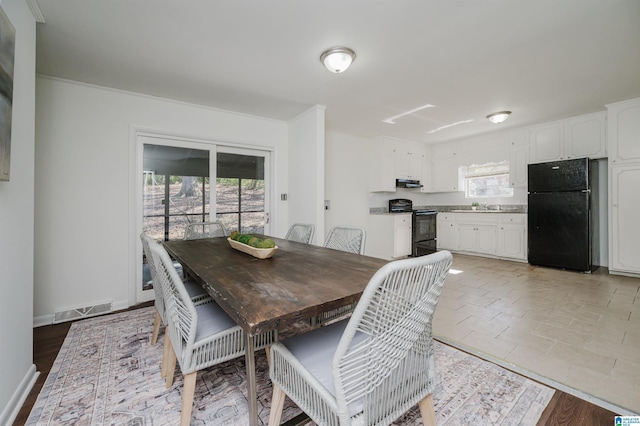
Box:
[412,211,437,256]
[414,239,437,257]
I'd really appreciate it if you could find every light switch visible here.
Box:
[325,200,330,210]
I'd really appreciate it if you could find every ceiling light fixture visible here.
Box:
[487,111,511,124]
[320,47,356,73]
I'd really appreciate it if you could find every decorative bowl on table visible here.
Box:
[227,238,278,259]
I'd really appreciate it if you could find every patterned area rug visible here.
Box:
[26,307,554,425]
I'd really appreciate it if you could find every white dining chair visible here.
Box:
[148,238,275,426]
[324,225,366,255]
[267,250,452,426]
[316,225,367,325]
[140,233,211,346]
[184,220,228,240]
[285,223,315,244]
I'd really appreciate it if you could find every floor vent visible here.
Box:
[53,301,113,323]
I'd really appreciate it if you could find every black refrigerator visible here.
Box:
[528,158,594,272]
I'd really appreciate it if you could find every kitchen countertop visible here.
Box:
[448,209,524,214]
[370,205,527,215]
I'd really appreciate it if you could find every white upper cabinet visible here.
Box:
[564,111,606,159]
[395,140,423,180]
[420,144,433,193]
[607,98,640,164]
[529,120,565,163]
[430,144,460,192]
[508,130,529,187]
[369,137,396,192]
[529,112,606,163]
[370,137,427,192]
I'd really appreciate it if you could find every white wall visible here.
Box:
[288,106,325,244]
[34,77,290,323]
[325,131,371,242]
[0,0,37,423]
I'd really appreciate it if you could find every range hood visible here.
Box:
[396,178,423,188]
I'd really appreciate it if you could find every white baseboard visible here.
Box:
[33,314,52,328]
[0,364,39,425]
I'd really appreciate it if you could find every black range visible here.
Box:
[388,199,437,257]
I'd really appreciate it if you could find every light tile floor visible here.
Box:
[432,253,640,415]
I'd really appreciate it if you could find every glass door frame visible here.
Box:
[215,145,272,236]
[133,131,273,304]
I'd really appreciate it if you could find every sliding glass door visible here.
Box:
[142,145,211,244]
[215,148,270,235]
[137,137,271,301]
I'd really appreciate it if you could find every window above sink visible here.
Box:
[461,161,514,199]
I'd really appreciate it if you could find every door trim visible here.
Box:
[129,127,275,305]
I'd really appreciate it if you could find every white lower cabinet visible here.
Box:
[456,215,498,256]
[394,215,412,258]
[607,98,640,277]
[368,212,527,261]
[496,215,527,260]
[436,213,457,250]
[367,214,412,260]
[609,164,640,274]
[440,213,527,261]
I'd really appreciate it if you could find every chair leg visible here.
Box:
[161,333,171,378]
[165,344,177,388]
[268,383,286,426]
[180,372,197,426]
[418,394,437,426]
[151,309,162,345]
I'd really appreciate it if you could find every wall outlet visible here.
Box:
[281,193,287,201]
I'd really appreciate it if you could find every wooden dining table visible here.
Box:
[163,235,388,426]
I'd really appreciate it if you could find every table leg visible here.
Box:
[245,332,258,426]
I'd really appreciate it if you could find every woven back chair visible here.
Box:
[316,226,367,325]
[140,233,211,346]
[148,239,275,426]
[140,232,166,346]
[268,250,452,426]
[285,223,315,244]
[324,226,366,255]
[184,220,228,240]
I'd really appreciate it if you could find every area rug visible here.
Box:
[26,307,554,425]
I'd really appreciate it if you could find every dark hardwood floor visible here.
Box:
[14,301,616,425]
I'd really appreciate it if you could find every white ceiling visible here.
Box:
[33,0,640,144]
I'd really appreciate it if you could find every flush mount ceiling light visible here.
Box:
[320,47,356,73]
[487,111,512,124]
